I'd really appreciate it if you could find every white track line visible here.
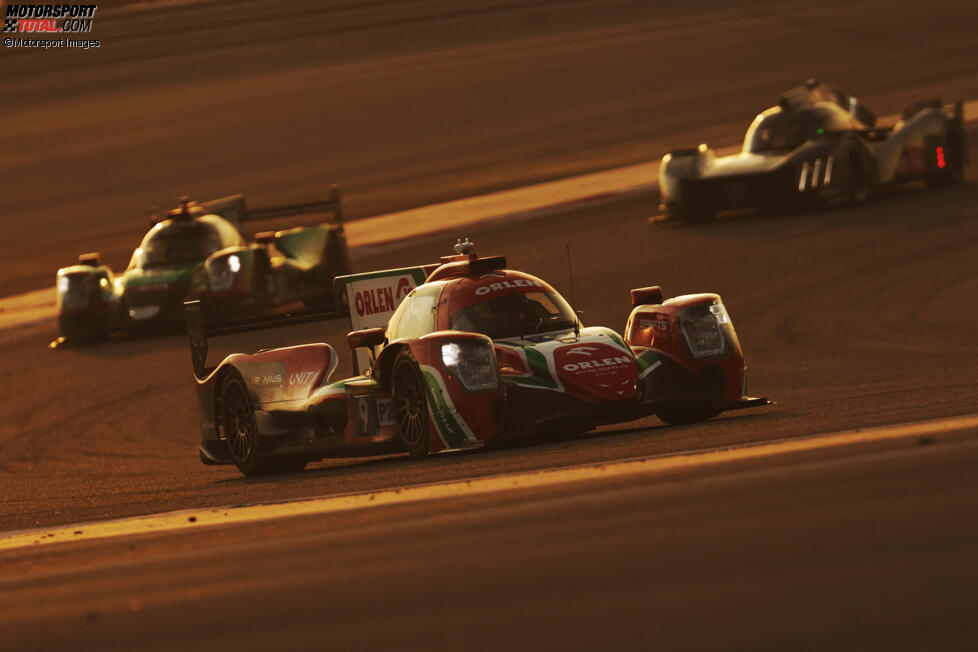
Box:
[2,413,976,552]
[3,100,976,334]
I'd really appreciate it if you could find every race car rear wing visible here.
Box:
[183,263,433,380]
[152,186,344,230]
[183,299,349,380]
[334,264,438,373]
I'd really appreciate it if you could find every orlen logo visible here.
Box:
[355,278,415,317]
[562,356,632,372]
[395,277,412,300]
[474,278,542,296]
[552,342,638,401]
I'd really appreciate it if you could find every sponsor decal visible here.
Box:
[565,346,600,356]
[345,267,427,372]
[376,398,395,426]
[474,278,542,296]
[4,3,100,49]
[639,318,670,331]
[354,394,400,436]
[350,274,418,321]
[288,371,317,386]
[251,374,283,386]
[561,356,633,373]
[354,286,403,317]
[552,337,638,400]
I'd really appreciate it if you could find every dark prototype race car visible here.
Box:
[659,80,968,222]
[56,188,351,341]
[184,240,768,476]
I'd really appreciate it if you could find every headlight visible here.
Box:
[57,273,91,310]
[208,255,240,292]
[679,301,733,359]
[441,340,497,392]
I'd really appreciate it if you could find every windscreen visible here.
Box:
[450,291,577,340]
[744,106,849,153]
[140,222,224,268]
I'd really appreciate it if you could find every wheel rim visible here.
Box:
[222,377,255,462]
[393,362,427,447]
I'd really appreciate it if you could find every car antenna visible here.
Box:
[566,245,580,337]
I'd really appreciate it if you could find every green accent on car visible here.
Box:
[635,349,663,375]
[604,330,630,352]
[420,368,470,449]
[123,263,200,289]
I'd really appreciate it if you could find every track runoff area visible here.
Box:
[1,100,976,335]
[2,413,976,551]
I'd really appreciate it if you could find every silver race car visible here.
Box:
[659,79,968,222]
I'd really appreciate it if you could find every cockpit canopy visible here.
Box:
[384,269,579,342]
[743,103,854,154]
[449,289,577,340]
[130,215,244,270]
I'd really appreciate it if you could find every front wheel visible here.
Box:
[666,202,716,224]
[391,350,431,458]
[656,404,720,426]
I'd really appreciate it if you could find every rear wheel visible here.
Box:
[220,370,306,476]
[843,147,870,204]
[391,350,431,458]
[667,202,716,225]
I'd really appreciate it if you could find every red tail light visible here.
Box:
[936,146,946,169]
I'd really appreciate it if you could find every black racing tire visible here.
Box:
[656,404,720,426]
[390,349,431,458]
[667,202,716,225]
[220,370,307,476]
[925,131,965,187]
[57,315,109,344]
[843,147,870,204]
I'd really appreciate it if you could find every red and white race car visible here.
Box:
[185,240,768,476]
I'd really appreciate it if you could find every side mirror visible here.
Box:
[254,231,277,245]
[347,327,385,350]
[630,286,663,307]
[78,252,100,267]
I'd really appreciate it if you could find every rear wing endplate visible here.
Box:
[333,264,437,372]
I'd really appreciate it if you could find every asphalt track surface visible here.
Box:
[3,0,978,649]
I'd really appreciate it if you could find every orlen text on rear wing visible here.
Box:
[334,264,437,374]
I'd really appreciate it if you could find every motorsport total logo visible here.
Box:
[3,4,100,49]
